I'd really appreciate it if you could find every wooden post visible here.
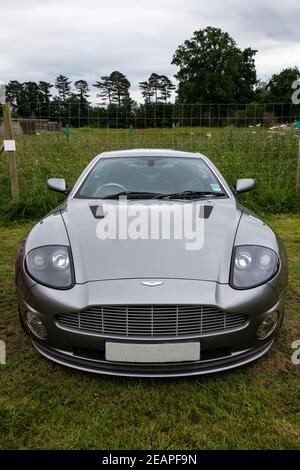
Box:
[1,103,19,199]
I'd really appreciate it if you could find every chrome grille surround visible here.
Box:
[56,305,248,338]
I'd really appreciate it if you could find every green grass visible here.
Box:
[0,126,300,221]
[0,215,299,449]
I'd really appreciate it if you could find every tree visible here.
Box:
[172,26,257,104]
[264,67,300,122]
[37,81,53,117]
[55,75,72,101]
[22,82,41,115]
[139,78,154,104]
[5,80,24,111]
[38,81,53,102]
[94,71,132,106]
[110,71,131,106]
[159,75,176,103]
[74,80,90,126]
[254,80,270,103]
[93,75,114,104]
[148,73,161,103]
[74,80,89,103]
[139,74,175,103]
[6,80,52,116]
[267,67,300,102]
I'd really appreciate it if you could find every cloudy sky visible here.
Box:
[1,0,299,102]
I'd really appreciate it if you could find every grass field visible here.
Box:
[0,215,299,450]
[0,126,300,221]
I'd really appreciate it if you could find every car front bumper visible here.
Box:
[17,278,286,377]
[32,339,274,377]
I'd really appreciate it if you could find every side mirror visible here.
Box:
[234,178,256,195]
[47,178,68,195]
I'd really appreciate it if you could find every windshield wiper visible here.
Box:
[101,191,164,200]
[154,190,226,200]
[100,190,226,200]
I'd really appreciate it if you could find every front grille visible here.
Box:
[56,305,248,338]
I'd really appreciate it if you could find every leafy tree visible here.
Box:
[264,67,300,122]
[6,80,52,116]
[37,81,53,118]
[23,82,39,100]
[267,67,300,102]
[5,80,24,111]
[38,81,53,102]
[254,80,270,103]
[172,26,257,104]
[21,82,41,115]
[55,75,72,101]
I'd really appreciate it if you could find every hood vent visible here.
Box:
[90,204,214,219]
[199,205,214,219]
[90,205,105,219]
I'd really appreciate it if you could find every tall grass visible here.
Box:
[0,126,299,221]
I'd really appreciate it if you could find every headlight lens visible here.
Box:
[26,245,74,289]
[51,249,70,270]
[231,245,279,289]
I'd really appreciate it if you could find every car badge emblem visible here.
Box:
[141,281,164,287]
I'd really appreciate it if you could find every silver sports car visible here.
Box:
[16,149,288,377]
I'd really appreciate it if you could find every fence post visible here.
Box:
[1,103,19,199]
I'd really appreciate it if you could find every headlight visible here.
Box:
[230,245,279,289]
[26,245,74,289]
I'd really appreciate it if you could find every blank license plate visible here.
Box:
[105,342,200,363]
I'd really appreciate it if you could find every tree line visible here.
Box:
[3,26,300,127]
[5,72,176,111]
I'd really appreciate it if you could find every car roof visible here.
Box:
[100,149,205,159]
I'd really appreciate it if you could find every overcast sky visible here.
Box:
[1,0,300,102]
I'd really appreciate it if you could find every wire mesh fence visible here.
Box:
[0,102,299,219]
[4,101,300,128]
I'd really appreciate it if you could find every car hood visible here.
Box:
[61,198,242,284]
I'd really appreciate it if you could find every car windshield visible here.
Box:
[76,156,227,199]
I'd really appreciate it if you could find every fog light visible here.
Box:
[26,311,47,339]
[257,311,279,339]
